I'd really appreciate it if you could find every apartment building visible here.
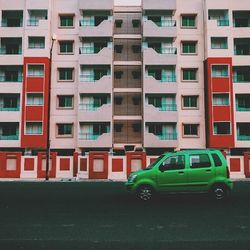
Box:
[0,0,250,157]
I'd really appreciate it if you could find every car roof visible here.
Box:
[162,149,221,156]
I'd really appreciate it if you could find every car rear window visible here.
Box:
[189,154,211,168]
[211,153,223,167]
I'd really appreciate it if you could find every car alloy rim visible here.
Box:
[139,188,152,201]
[214,188,224,200]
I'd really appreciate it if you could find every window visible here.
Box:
[214,122,231,135]
[57,124,73,136]
[211,37,228,49]
[132,45,141,53]
[132,19,140,28]
[182,68,197,81]
[28,37,45,49]
[114,71,123,79]
[114,45,123,53]
[59,41,73,54]
[115,19,123,28]
[59,15,74,27]
[58,95,73,108]
[181,15,196,28]
[212,94,229,106]
[189,154,211,168]
[26,93,43,105]
[26,122,42,135]
[58,68,73,81]
[211,153,223,167]
[212,65,229,77]
[183,96,198,109]
[182,41,197,54]
[160,155,185,171]
[183,124,199,136]
[27,65,44,77]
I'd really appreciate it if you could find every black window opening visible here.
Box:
[190,154,212,168]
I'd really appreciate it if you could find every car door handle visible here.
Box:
[206,169,211,172]
[178,171,184,174]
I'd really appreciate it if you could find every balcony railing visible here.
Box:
[159,104,177,111]
[217,19,229,26]
[234,49,250,55]
[0,135,19,140]
[79,19,95,26]
[149,47,177,54]
[28,44,45,49]
[237,135,250,141]
[161,75,176,83]
[151,20,176,27]
[0,75,23,82]
[79,133,100,140]
[233,75,250,83]
[27,19,39,26]
[79,73,109,82]
[236,104,250,111]
[0,47,22,55]
[157,132,177,140]
[79,104,99,111]
[0,104,20,111]
[1,19,23,27]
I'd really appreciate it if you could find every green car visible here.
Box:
[125,149,233,201]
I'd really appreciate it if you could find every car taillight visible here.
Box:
[226,166,230,178]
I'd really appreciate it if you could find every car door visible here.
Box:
[186,153,215,192]
[156,154,188,192]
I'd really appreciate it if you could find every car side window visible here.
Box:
[189,154,211,168]
[160,155,185,171]
[211,153,223,167]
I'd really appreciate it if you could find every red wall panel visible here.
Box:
[89,152,108,179]
[204,57,235,149]
[60,158,70,171]
[21,57,50,149]
[24,158,35,171]
[229,158,241,172]
[126,152,147,177]
[112,158,123,172]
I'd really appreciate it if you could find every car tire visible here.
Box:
[210,184,229,201]
[136,185,154,201]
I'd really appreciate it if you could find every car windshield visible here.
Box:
[146,154,165,169]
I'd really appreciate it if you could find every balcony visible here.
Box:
[144,75,177,94]
[0,66,23,83]
[237,123,250,141]
[79,75,112,93]
[0,122,19,141]
[143,19,177,38]
[114,120,142,144]
[79,17,113,37]
[236,94,250,112]
[78,122,112,148]
[1,10,23,27]
[208,10,229,27]
[233,66,250,83]
[27,9,48,28]
[78,103,112,122]
[143,47,177,65]
[143,0,176,10]
[233,11,250,28]
[144,130,178,148]
[0,38,22,55]
[144,104,177,122]
[79,46,112,65]
[234,39,250,55]
[0,94,20,112]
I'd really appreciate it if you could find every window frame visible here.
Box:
[57,95,74,109]
[56,123,73,138]
[182,68,198,82]
[59,14,74,28]
[181,14,197,29]
[182,95,199,109]
[182,124,199,138]
[58,68,74,82]
[189,154,212,169]
[59,40,74,54]
[181,41,198,55]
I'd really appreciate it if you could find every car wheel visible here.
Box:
[136,185,154,201]
[210,184,228,201]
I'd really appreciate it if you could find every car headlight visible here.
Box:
[128,174,137,183]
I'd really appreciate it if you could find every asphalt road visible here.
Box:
[0,181,250,250]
